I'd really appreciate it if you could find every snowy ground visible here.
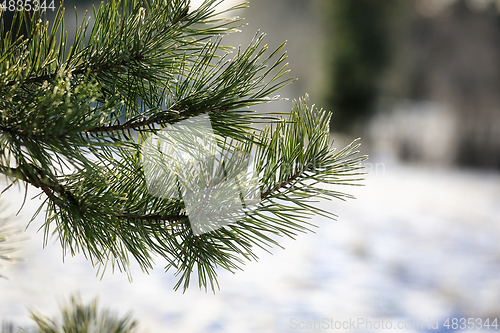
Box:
[1,160,500,333]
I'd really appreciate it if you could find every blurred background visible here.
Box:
[2,0,500,332]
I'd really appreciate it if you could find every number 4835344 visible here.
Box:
[443,318,498,330]
[0,1,55,11]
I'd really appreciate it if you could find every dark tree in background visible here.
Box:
[322,0,399,133]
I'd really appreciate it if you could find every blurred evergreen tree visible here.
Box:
[322,0,399,132]
[2,295,139,333]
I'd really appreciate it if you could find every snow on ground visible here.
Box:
[1,161,500,332]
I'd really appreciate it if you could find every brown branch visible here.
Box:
[5,164,79,209]
[5,73,57,87]
[4,54,142,87]
[86,108,220,134]
[261,173,300,198]
[0,125,72,140]
[116,213,188,222]
[86,112,180,134]
[260,165,313,199]
[172,7,189,26]
[0,164,188,225]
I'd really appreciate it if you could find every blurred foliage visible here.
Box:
[0,208,22,279]
[2,295,139,333]
[322,0,402,132]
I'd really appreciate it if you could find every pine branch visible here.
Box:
[26,95,366,292]
[0,0,366,292]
